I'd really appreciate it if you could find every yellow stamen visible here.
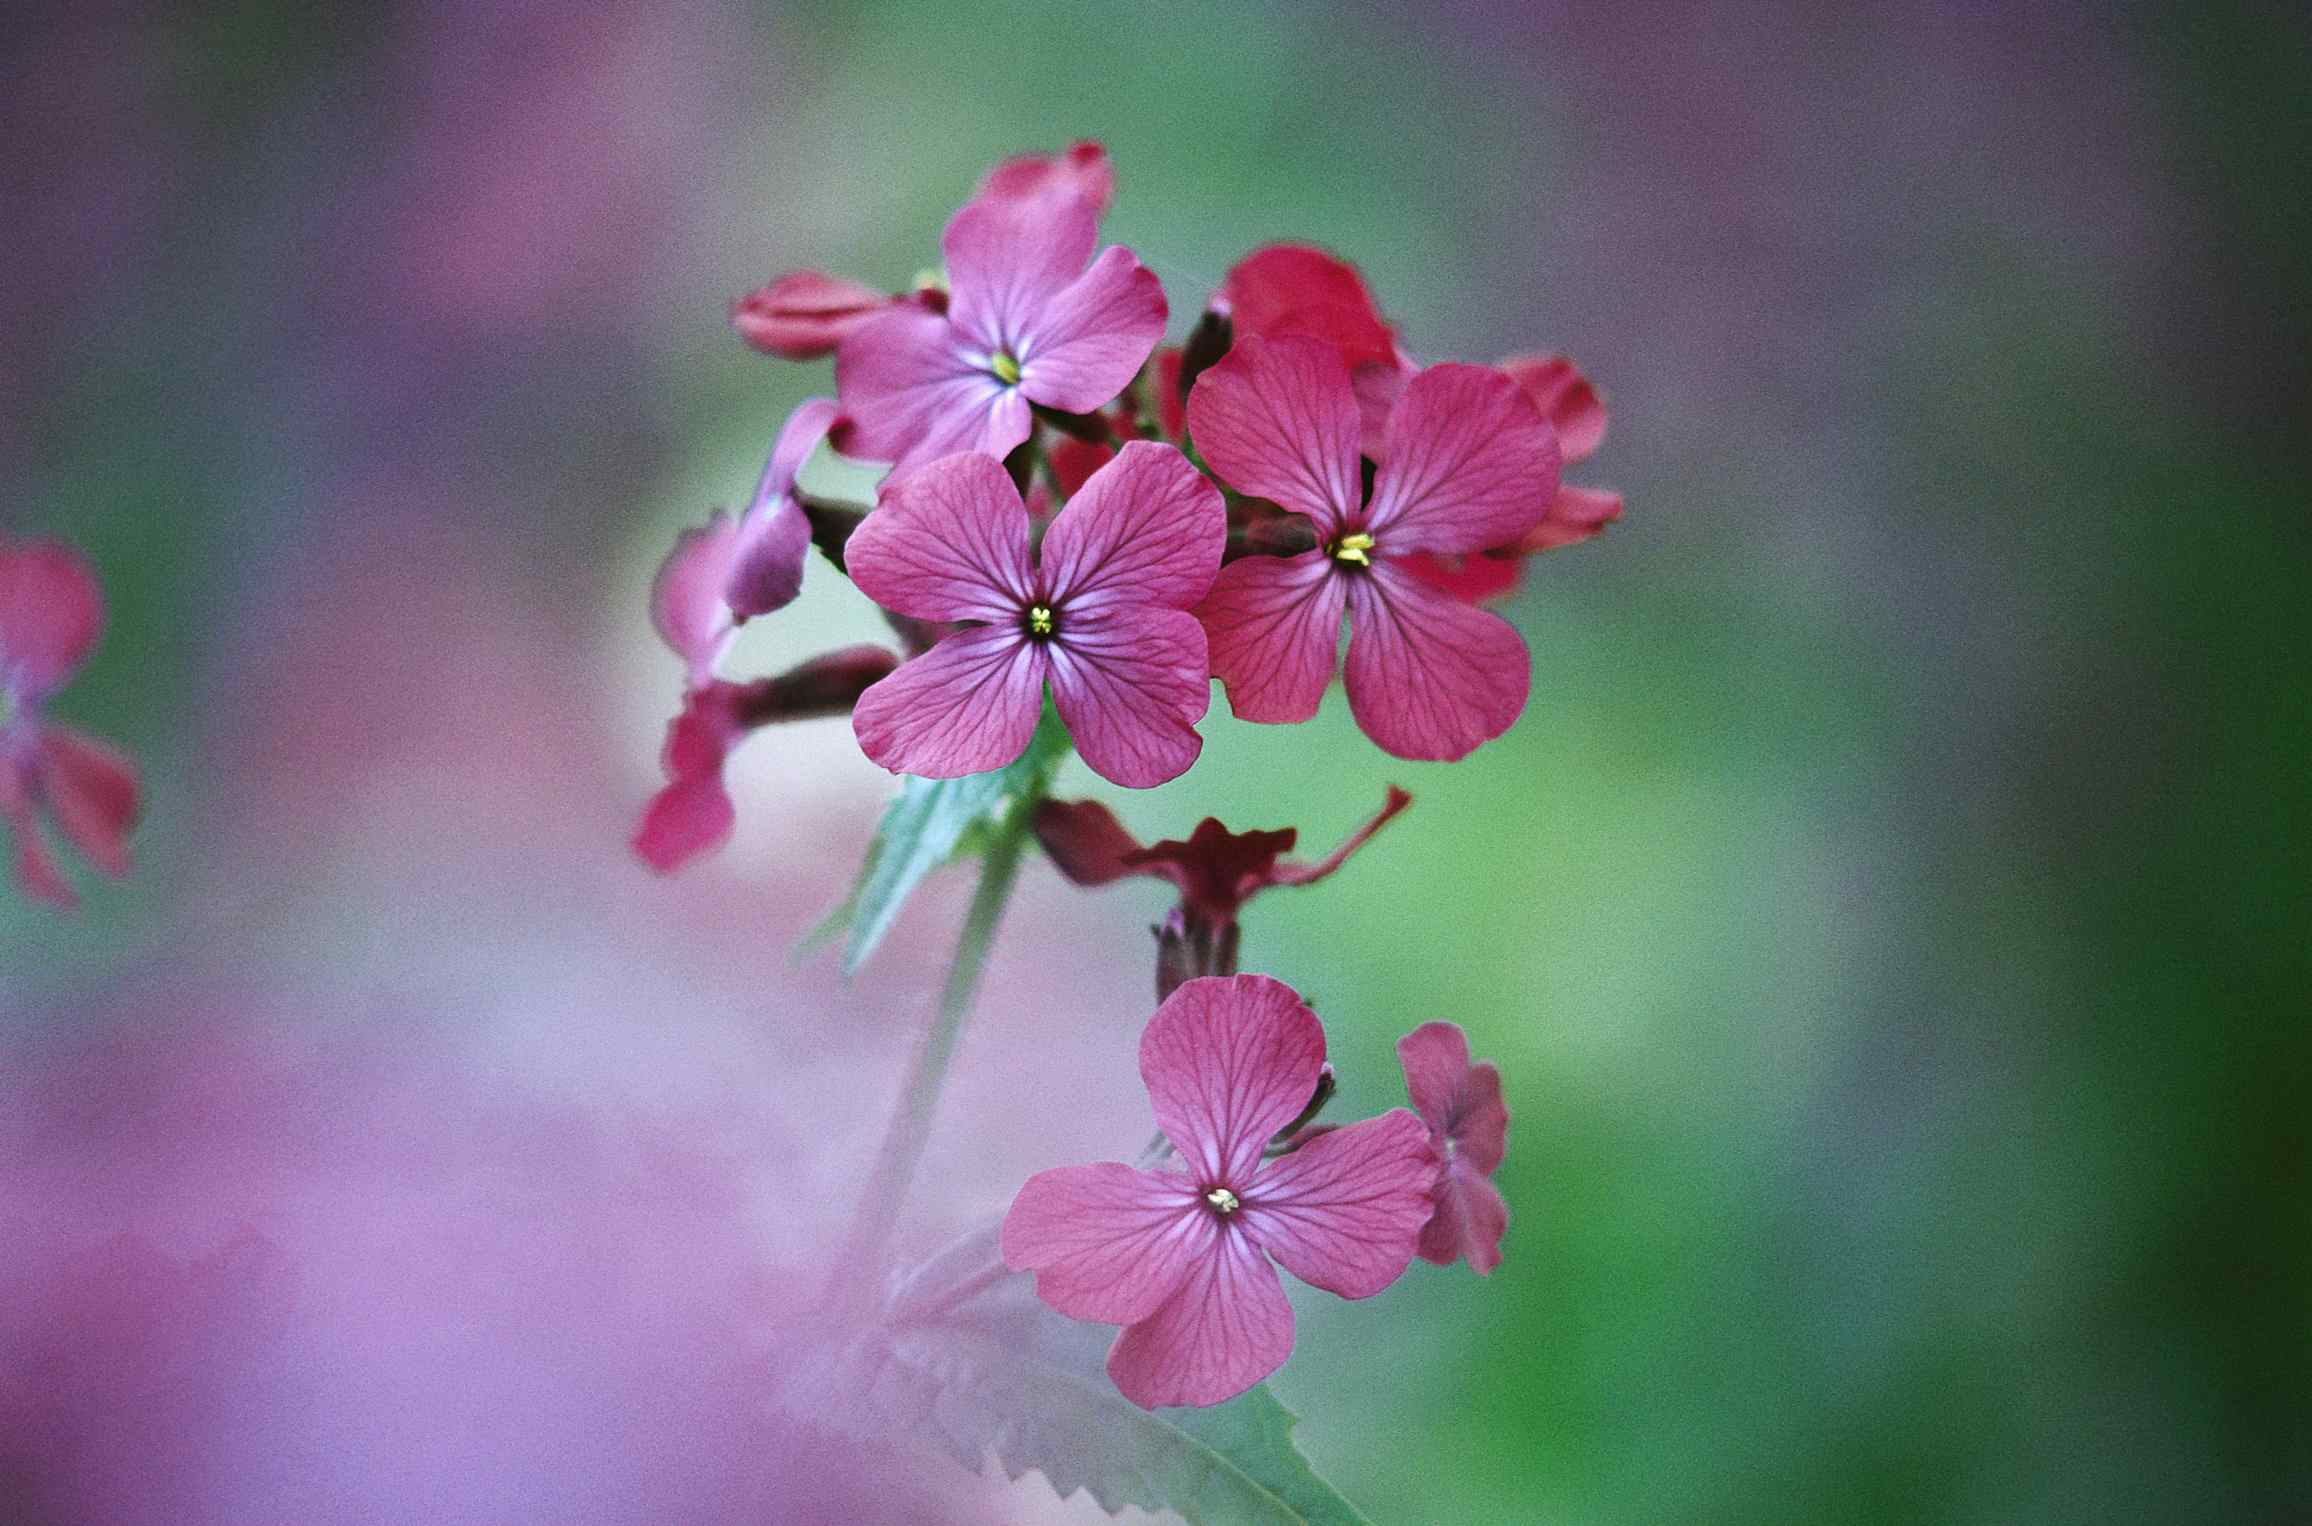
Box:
[1026,604,1055,637]
[1204,1186,1240,1215]
[991,350,1022,386]
[1331,532,1375,566]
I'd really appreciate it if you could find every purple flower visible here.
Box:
[1397,1022,1510,1274]
[1002,975,1437,1408]
[844,441,1224,788]
[0,537,140,906]
[833,177,1165,471]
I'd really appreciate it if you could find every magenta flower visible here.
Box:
[0,537,140,906]
[731,271,935,362]
[1396,1022,1510,1275]
[844,441,1223,788]
[1188,334,1561,761]
[1002,975,1437,1408]
[1032,785,1411,996]
[834,176,1165,471]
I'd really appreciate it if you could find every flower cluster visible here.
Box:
[0,538,140,908]
[634,142,1607,1416]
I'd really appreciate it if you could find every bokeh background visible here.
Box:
[4,2,2304,1521]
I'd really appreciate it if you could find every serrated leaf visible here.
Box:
[813,708,1070,974]
[794,1225,1371,1523]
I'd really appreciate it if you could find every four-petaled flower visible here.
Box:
[1189,334,1561,761]
[835,167,1165,471]
[1032,785,1410,996]
[1397,1021,1510,1275]
[1002,975,1437,1408]
[844,441,1223,788]
[0,538,140,906]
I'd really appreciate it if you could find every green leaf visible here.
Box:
[812,708,1070,975]
[792,1226,1372,1523]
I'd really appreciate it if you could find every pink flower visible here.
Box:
[1002,975,1437,1408]
[844,441,1223,788]
[1216,243,1406,455]
[1188,334,1560,761]
[1395,354,1625,603]
[731,271,938,361]
[834,174,1165,471]
[975,139,1116,214]
[0,537,140,906]
[633,648,897,874]
[1032,786,1410,996]
[1397,1022,1510,1275]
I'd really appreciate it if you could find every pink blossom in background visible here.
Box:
[0,536,140,907]
[1397,1021,1511,1275]
[1189,335,1560,760]
[846,442,1223,787]
[975,139,1118,215]
[834,165,1165,470]
[732,269,935,360]
[1002,975,1436,1408]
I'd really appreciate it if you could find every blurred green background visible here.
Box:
[5,1,2305,1520]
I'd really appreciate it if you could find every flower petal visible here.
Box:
[1139,974,1327,1187]
[977,141,1116,215]
[1017,246,1167,415]
[1343,564,1528,761]
[1001,1161,1213,1326]
[722,399,838,623]
[647,513,740,684]
[851,625,1046,779]
[1047,606,1209,789]
[1031,797,1155,888]
[1365,363,1560,555]
[942,190,1099,353]
[1500,353,1607,462]
[1183,335,1361,531]
[1219,244,1397,369]
[1394,551,1522,604]
[1041,441,1224,613]
[1196,552,1344,726]
[1418,1157,1509,1275]
[835,306,1027,470]
[1244,1108,1435,1299]
[842,452,1034,624]
[36,728,138,879]
[1516,484,1624,553]
[633,772,736,874]
[1106,1226,1294,1409]
[0,538,104,700]
[732,271,891,360]
[1398,1021,1508,1174]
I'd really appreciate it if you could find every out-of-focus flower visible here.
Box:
[1033,785,1410,996]
[650,399,837,685]
[845,442,1222,787]
[1396,1022,1510,1275]
[975,139,1117,214]
[634,647,897,873]
[731,271,939,361]
[1189,335,1559,760]
[834,173,1165,470]
[1002,975,1435,1408]
[0,537,139,906]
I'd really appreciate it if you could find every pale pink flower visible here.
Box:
[1002,975,1437,1408]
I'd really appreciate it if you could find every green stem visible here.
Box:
[831,802,1033,1300]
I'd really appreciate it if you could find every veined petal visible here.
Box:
[1365,363,1560,555]
[1140,974,1327,1186]
[1418,1157,1509,1275]
[1107,1227,1293,1409]
[851,625,1046,779]
[1197,553,1344,726]
[1500,353,1607,462]
[1183,336,1361,531]
[1017,246,1167,415]
[943,191,1100,352]
[1001,1161,1213,1325]
[1343,564,1529,761]
[843,452,1035,623]
[36,728,137,879]
[1041,442,1224,613]
[835,306,1028,470]
[1047,606,1208,789]
[0,538,103,700]
[1244,1108,1435,1300]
